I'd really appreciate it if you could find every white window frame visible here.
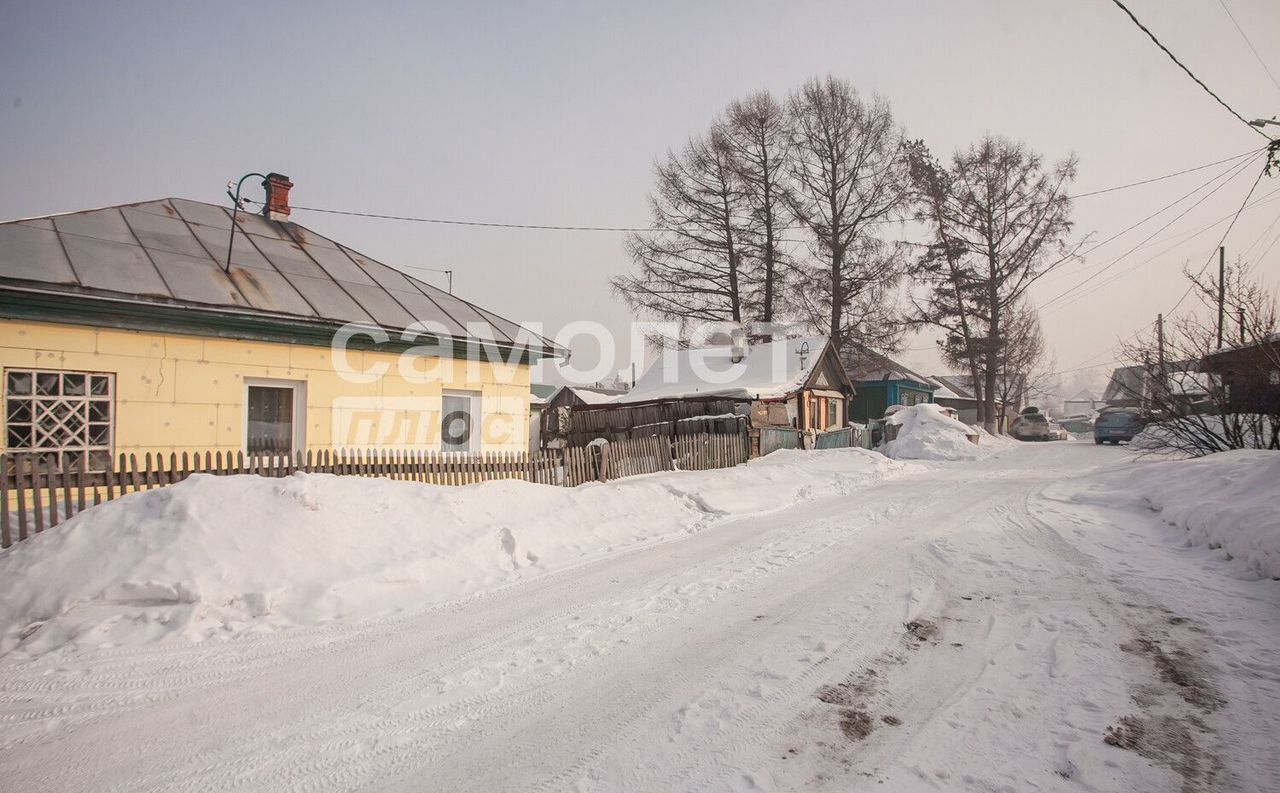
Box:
[4,367,116,471]
[440,390,481,454]
[243,378,307,458]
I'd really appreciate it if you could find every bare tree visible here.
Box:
[993,303,1050,413]
[613,128,750,330]
[935,135,1077,432]
[907,143,987,422]
[722,91,791,337]
[784,76,913,356]
[1121,262,1279,455]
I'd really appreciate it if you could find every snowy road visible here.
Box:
[1,443,1277,792]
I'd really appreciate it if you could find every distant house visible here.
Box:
[1200,334,1280,415]
[538,385,629,447]
[548,336,855,453]
[929,374,980,424]
[1062,389,1104,417]
[847,352,935,422]
[1103,365,1148,408]
[0,176,561,470]
[1104,362,1207,411]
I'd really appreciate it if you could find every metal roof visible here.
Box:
[0,198,560,355]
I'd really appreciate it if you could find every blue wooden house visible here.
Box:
[847,352,937,422]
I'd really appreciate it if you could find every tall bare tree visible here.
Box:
[993,303,1051,413]
[933,135,1077,432]
[907,144,987,421]
[613,128,749,331]
[722,91,791,336]
[784,76,913,356]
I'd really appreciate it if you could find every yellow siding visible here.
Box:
[0,319,532,457]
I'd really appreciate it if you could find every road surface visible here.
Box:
[1,443,1276,792]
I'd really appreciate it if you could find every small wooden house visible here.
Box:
[556,336,855,455]
[847,353,936,422]
[1200,335,1279,414]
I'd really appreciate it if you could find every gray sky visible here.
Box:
[2,0,1278,392]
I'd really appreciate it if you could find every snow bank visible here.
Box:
[1118,449,1280,579]
[0,448,907,657]
[1131,414,1277,456]
[880,403,993,461]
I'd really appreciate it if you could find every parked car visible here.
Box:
[1011,412,1053,441]
[1094,408,1144,444]
[1058,414,1094,434]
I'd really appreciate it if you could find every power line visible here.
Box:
[1039,152,1261,310]
[1066,147,1263,199]
[236,148,1265,235]
[1217,0,1280,95]
[1110,0,1272,139]
[1167,159,1270,314]
[1062,184,1280,303]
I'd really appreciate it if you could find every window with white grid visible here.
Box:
[4,369,115,471]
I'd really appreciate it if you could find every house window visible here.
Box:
[246,380,305,457]
[441,392,479,453]
[4,368,114,471]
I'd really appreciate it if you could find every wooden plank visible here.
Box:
[0,455,9,548]
[128,453,141,495]
[76,459,87,514]
[32,456,46,533]
[16,455,30,541]
[60,454,73,521]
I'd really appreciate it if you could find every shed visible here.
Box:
[1200,334,1280,414]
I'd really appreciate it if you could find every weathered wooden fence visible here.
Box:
[0,430,751,549]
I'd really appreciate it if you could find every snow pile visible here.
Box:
[1131,414,1277,456]
[1118,449,1280,579]
[0,448,907,657]
[880,403,990,461]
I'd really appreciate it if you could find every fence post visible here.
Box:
[598,441,611,483]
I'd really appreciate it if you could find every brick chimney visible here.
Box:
[262,173,294,222]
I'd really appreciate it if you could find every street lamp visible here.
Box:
[224,172,268,271]
[1248,118,1278,129]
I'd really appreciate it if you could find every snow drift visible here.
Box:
[879,403,996,461]
[1118,449,1280,579]
[0,448,907,658]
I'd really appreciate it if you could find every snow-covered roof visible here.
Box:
[929,374,976,401]
[529,383,559,406]
[930,381,962,400]
[617,336,834,403]
[1066,388,1099,402]
[569,387,622,405]
[846,350,932,387]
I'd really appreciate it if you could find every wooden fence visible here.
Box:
[0,430,750,549]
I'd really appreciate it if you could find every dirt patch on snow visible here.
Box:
[1121,632,1224,712]
[838,708,874,741]
[1106,617,1228,792]
[904,620,938,643]
[1104,715,1223,792]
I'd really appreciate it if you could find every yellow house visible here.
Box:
[0,174,562,471]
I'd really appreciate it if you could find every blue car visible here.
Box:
[1094,408,1144,445]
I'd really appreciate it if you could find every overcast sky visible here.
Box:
[2,0,1278,392]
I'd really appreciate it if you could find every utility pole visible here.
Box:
[1216,246,1225,349]
[1239,309,1246,346]
[1157,314,1165,374]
